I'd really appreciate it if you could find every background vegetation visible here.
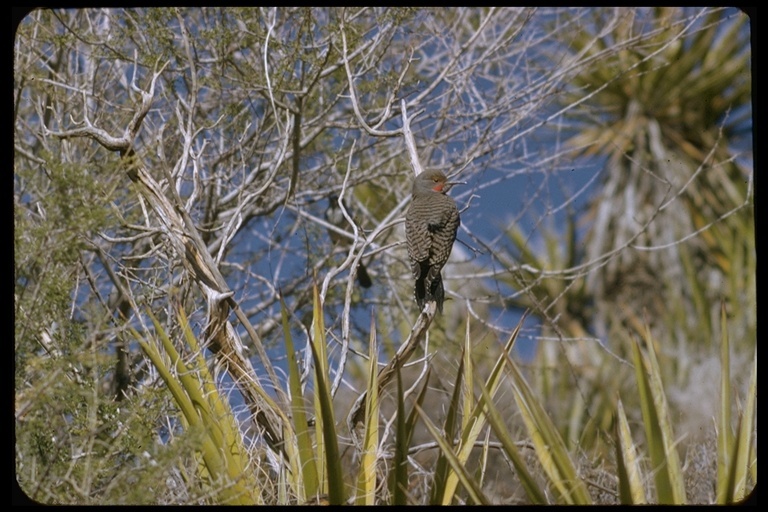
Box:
[14,7,754,504]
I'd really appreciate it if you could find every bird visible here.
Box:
[405,170,461,313]
[325,194,373,288]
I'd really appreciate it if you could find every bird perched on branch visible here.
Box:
[405,170,461,313]
[325,194,373,288]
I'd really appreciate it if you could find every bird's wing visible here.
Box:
[406,201,433,263]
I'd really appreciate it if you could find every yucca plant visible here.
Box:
[127,274,756,505]
[498,8,753,484]
[126,284,351,506]
[613,307,756,504]
[562,7,752,349]
[129,308,263,505]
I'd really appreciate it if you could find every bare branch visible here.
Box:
[348,301,437,432]
[340,15,401,137]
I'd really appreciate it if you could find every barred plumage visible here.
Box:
[405,170,460,313]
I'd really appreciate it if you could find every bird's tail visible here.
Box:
[415,270,445,313]
[430,275,445,313]
[414,276,427,310]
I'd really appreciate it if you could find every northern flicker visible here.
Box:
[405,170,461,313]
[325,195,373,288]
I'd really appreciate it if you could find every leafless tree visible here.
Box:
[15,7,752,503]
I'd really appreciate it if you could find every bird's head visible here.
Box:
[413,170,464,194]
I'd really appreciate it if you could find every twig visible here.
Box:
[340,15,401,137]
[347,302,436,431]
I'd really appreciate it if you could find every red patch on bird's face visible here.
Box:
[432,183,444,192]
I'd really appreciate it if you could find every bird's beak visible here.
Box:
[444,180,465,192]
